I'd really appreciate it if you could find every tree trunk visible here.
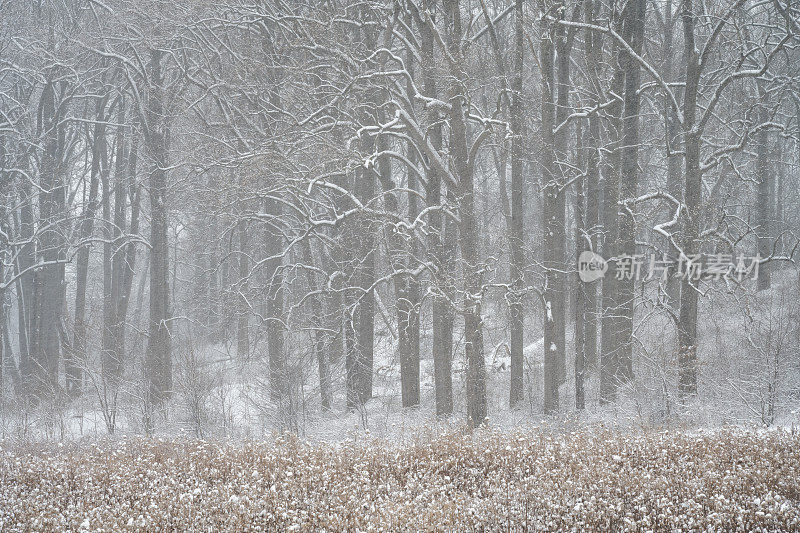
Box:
[100,104,130,432]
[599,10,628,405]
[344,290,358,410]
[354,133,376,406]
[15,175,35,396]
[446,0,486,427]
[236,219,250,357]
[416,2,453,417]
[662,0,683,308]
[552,14,575,389]
[576,0,603,407]
[677,0,701,399]
[508,0,525,409]
[302,239,331,411]
[775,140,784,257]
[755,102,771,291]
[541,19,558,414]
[206,173,220,340]
[617,0,646,385]
[70,96,108,397]
[144,49,172,404]
[540,15,572,414]
[264,197,287,405]
[0,257,4,396]
[32,75,66,399]
[377,132,419,408]
[575,116,587,410]
[116,135,141,342]
[0,137,7,396]
[102,105,127,409]
[403,21,422,410]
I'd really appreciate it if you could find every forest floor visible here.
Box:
[0,427,798,531]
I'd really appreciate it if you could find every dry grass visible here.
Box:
[0,428,798,531]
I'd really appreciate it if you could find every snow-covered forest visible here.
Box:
[1,0,800,528]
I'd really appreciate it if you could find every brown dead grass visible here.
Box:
[0,428,798,531]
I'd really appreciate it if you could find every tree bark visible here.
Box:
[599,8,628,405]
[354,133,376,406]
[508,0,525,409]
[0,136,8,395]
[302,239,331,411]
[116,134,140,341]
[377,132,419,408]
[617,0,646,385]
[70,96,108,397]
[31,74,66,400]
[576,0,603,408]
[264,196,287,405]
[677,0,701,399]
[541,11,575,414]
[402,19,422,410]
[662,0,683,308]
[552,12,575,389]
[102,104,127,411]
[15,175,35,396]
[236,219,250,357]
[415,1,454,417]
[755,101,771,291]
[575,117,587,410]
[541,18,559,415]
[445,0,486,427]
[144,49,172,404]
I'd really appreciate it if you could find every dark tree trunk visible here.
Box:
[617,0,646,385]
[445,0,486,427]
[116,135,140,337]
[677,0,701,399]
[552,14,575,390]
[775,140,784,257]
[576,0,603,408]
[0,258,4,394]
[264,197,287,405]
[755,102,771,291]
[599,9,628,405]
[302,239,331,411]
[662,0,683,308]
[415,1,454,417]
[206,173,220,340]
[377,131,420,409]
[16,174,35,394]
[541,19,559,415]
[237,219,250,357]
[354,133,376,406]
[508,0,525,409]
[541,12,576,414]
[102,105,127,404]
[70,96,108,397]
[402,20,422,410]
[144,49,172,404]
[575,117,587,410]
[0,136,8,395]
[32,76,66,399]
[344,290,358,410]
[404,220,422,409]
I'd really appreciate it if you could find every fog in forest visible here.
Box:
[1,0,800,529]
